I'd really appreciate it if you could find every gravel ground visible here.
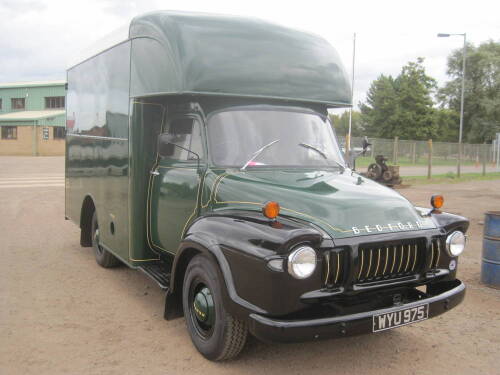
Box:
[0,156,499,375]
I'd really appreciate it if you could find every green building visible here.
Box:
[0,80,66,156]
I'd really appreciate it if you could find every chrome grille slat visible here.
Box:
[430,241,435,268]
[404,244,412,272]
[397,244,404,273]
[374,248,381,277]
[382,247,389,275]
[334,252,341,284]
[324,252,330,285]
[435,239,441,267]
[390,245,397,274]
[365,250,373,279]
[411,244,418,271]
[358,249,365,280]
[324,250,345,287]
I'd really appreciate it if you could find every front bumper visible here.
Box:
[248,279,465,343]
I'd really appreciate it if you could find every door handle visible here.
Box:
[150,169,160,176]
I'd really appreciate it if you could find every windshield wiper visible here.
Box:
[299,142,328,159]
[241,139,280,171]
[298,143,345,173]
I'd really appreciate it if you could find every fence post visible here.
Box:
[427,139,433,179]
[411,142,416,164]
[482,143,487,176]
[393,136,399,164]
[371,139,375,158]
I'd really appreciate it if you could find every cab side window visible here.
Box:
[162,117,203,161]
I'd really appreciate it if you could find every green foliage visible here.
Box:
[360,58,439,140]
[438,40,500,143]
[329,110,364,137]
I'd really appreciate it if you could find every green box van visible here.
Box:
[66,11,468,360]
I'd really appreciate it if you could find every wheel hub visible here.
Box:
[193,286,214,326]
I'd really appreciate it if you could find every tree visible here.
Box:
[329,110,364,137]
[359,74,398,138]
[438,40,500,143]
[360,58,438,140]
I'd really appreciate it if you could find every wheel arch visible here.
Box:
[165,232,267,321]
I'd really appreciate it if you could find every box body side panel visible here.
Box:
[65,41,131,264]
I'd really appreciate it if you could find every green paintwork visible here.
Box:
[65,42,131,263]
[202,169,436,239]
[67,11,433,268]
[149,162,202,254]
[193,286,215,326]
[129,11,351,106]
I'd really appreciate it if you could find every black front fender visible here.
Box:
[430,210,469,234]
[169,211,323,318]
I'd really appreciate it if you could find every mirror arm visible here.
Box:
[160,142,200,161]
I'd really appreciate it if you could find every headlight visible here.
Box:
[288,246,317,279]
[446,231,466,256]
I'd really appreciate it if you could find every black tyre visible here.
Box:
[183,254,248,361]
[382,170,393,181]
[367,163,382,179]
[91,211,120,268]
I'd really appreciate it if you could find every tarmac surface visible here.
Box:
[1,156,499,375]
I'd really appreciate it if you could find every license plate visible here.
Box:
[373,304,429,332]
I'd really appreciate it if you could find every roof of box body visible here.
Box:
[0,80,66,89]
[0,110,65,122]
[68,11,352,107]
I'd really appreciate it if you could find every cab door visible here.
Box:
[148,116,205,254]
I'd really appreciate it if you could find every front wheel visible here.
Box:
[182,254,248,361]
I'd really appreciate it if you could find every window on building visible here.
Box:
[11,98,25,110]
[0,98,2,110]
[1,126,17,140]
[54,127,66,139]
[45,96,65,109]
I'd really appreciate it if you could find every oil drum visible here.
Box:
[481,211,500,288]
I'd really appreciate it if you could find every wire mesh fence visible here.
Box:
[338,136,498,178]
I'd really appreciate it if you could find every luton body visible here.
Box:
[65,11,468,360]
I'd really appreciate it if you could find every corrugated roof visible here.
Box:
[0,80,66,89]
[0,110,65,121]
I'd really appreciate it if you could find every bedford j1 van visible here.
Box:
[65,11,468,360]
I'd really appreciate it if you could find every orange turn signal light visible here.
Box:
[431,194,444,209]
[262,201,280,219]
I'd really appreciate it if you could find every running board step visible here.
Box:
[139,263,171,290]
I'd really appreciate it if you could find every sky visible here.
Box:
[1,0,499,110]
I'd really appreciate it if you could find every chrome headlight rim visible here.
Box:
[287,245,317,279]
[445,231,466,257]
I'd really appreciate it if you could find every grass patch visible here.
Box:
[402,172,500,185]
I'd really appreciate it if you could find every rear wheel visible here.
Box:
[91,211,120,268]
[183,254,248,361]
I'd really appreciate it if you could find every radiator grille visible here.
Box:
[323,250,345,287]
[356,239,427,283]
[429,237,443,269]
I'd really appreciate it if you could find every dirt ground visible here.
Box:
[1,156,499,375]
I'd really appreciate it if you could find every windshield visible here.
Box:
[207,108,345,168]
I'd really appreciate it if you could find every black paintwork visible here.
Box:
[249,280,465,343]
[165,208,469,338]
